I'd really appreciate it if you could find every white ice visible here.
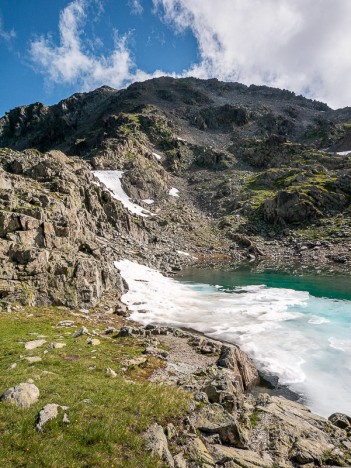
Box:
[115,259,351,417]
[93,170,153,217]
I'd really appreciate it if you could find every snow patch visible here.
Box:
[142,199,154,205]
[93,170,153,217]
[177,250,198,260]
[152,152,162,160]
[336,150,351,155]
[169,187,179,197]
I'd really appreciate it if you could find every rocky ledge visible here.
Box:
[120,324,351,467]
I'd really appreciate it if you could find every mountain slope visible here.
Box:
[0,77,350,306]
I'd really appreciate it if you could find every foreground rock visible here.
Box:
[0,383,40,407]
[144,423,174,467]
[132,325,351,467]
[36,403,69,431]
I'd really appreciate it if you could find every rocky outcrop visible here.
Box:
[135,324,351,467]
[0,149,128,307]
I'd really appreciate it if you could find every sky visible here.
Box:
[1,0,351,116]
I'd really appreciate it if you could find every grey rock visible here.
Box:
[36,403,69,431]
[1,382,40,407]
[106,367,117,378]
[73,326,89,338]
[328,412,351,430]
[190,403,247,447]
[144,423,174,467]
[24,339,46,350]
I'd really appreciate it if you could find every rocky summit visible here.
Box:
[0,77,351,467]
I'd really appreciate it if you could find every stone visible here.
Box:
[106,367,117,378]
[1,383,40,407]
[210,445,273,468]
[122,356,147,366]
[190,403,247,447]
[165,422,177,440]
[51,342,66,349]
[173,452,187,468]
[25,356,42,363]
[183,437,214,466]
[328,412,351,430]
[24,339,47,350]
[8,363,17,370]
[144,423,174,467]
[104,327,117,335]
[57,320,75,327]
[36,403,69,431]
[73,326,89,338]
[217,345,259,391]
[87,338,100,346]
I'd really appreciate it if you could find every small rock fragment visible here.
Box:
[73,326,89,338]
[87,338,100,346]
[51,342,66,349]
[25,340,46,350]
[25,356,42,363]
[106,367,117,378]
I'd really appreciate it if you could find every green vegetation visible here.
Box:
[249,409,260,428]
[0,307,190,467]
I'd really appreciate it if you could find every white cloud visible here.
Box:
[153,0,351,108]
[0,15,16,43]
[29,0,162,90]
[29,0,351,108]
[129,0,143,15]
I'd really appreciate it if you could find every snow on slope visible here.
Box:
[93,170,153,217]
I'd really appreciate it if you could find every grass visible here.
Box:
[0,307,191,467]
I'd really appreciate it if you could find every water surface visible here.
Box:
[177,265,351,417]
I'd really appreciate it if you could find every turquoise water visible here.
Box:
[176,266,351,417]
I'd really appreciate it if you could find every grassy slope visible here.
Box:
[0,307,190,467]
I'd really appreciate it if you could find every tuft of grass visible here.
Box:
[0,307,190,467]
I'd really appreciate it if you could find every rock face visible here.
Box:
[0,382,40,407]
[217,345,259,391]
[0,149,129,307]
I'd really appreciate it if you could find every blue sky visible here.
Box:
[1,0,351,115]
[0,0,198,115]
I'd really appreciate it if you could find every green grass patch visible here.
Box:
[0,307,190,467]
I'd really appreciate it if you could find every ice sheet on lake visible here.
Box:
[116,259,351,417]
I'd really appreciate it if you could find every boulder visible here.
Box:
[36,403,69,431]
[183,437,214,466]
[144,423,174,467]
[263,190,321,226]
[210,445,273,468]
[190,403,247,447]
[217,345,259,391]
[328,412,351,430]
[24,339,47,350]
[0,382,40,407]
